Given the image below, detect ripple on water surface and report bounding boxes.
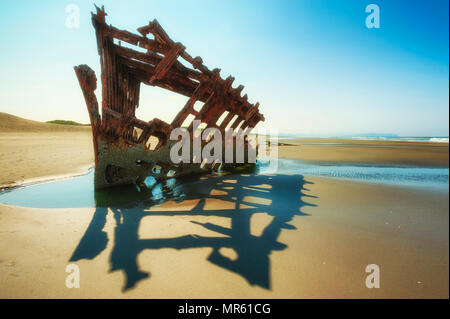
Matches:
[0,160,448,208]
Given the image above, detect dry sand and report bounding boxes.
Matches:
[0,113,448,298]
[0,113,94,188]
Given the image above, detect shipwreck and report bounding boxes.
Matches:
[75,6,265,189]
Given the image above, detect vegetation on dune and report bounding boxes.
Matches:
[0,112,91,132]
[46,120,87,126]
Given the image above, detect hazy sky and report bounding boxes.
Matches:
[0,0,448,136]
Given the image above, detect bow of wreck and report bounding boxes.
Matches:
[74,6,265,189]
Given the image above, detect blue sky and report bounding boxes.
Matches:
[0,0,448,136]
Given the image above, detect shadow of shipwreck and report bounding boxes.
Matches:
[70,173,317,291]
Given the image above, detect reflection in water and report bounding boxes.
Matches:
[70,173,316,291]
[260,159,449,191]
[0,159,447,208]
[94,176,186,207]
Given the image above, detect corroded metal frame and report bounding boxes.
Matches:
[75,6,264,189]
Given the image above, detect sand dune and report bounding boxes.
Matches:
[0,113,93,187]
[0,112,90,133]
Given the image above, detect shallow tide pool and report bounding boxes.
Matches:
[260,159,449,191]
[0,159,448,208]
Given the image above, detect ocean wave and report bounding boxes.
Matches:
[350,136,449,143]
[429,138,449,143]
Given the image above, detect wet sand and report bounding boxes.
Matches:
[0,114,448,298]
[1,133,448,188]
[277,138,449,167]
[0,175,447,298]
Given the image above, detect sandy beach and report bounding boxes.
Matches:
[0,113,94,188]
[0,114,448,298]
[0,176,447,298]
[278,138,449,167]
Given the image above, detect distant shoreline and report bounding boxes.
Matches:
[278,136,449,143]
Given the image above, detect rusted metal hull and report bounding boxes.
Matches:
[75,6,264,189]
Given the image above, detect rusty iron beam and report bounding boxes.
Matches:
[74,5,265,189]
